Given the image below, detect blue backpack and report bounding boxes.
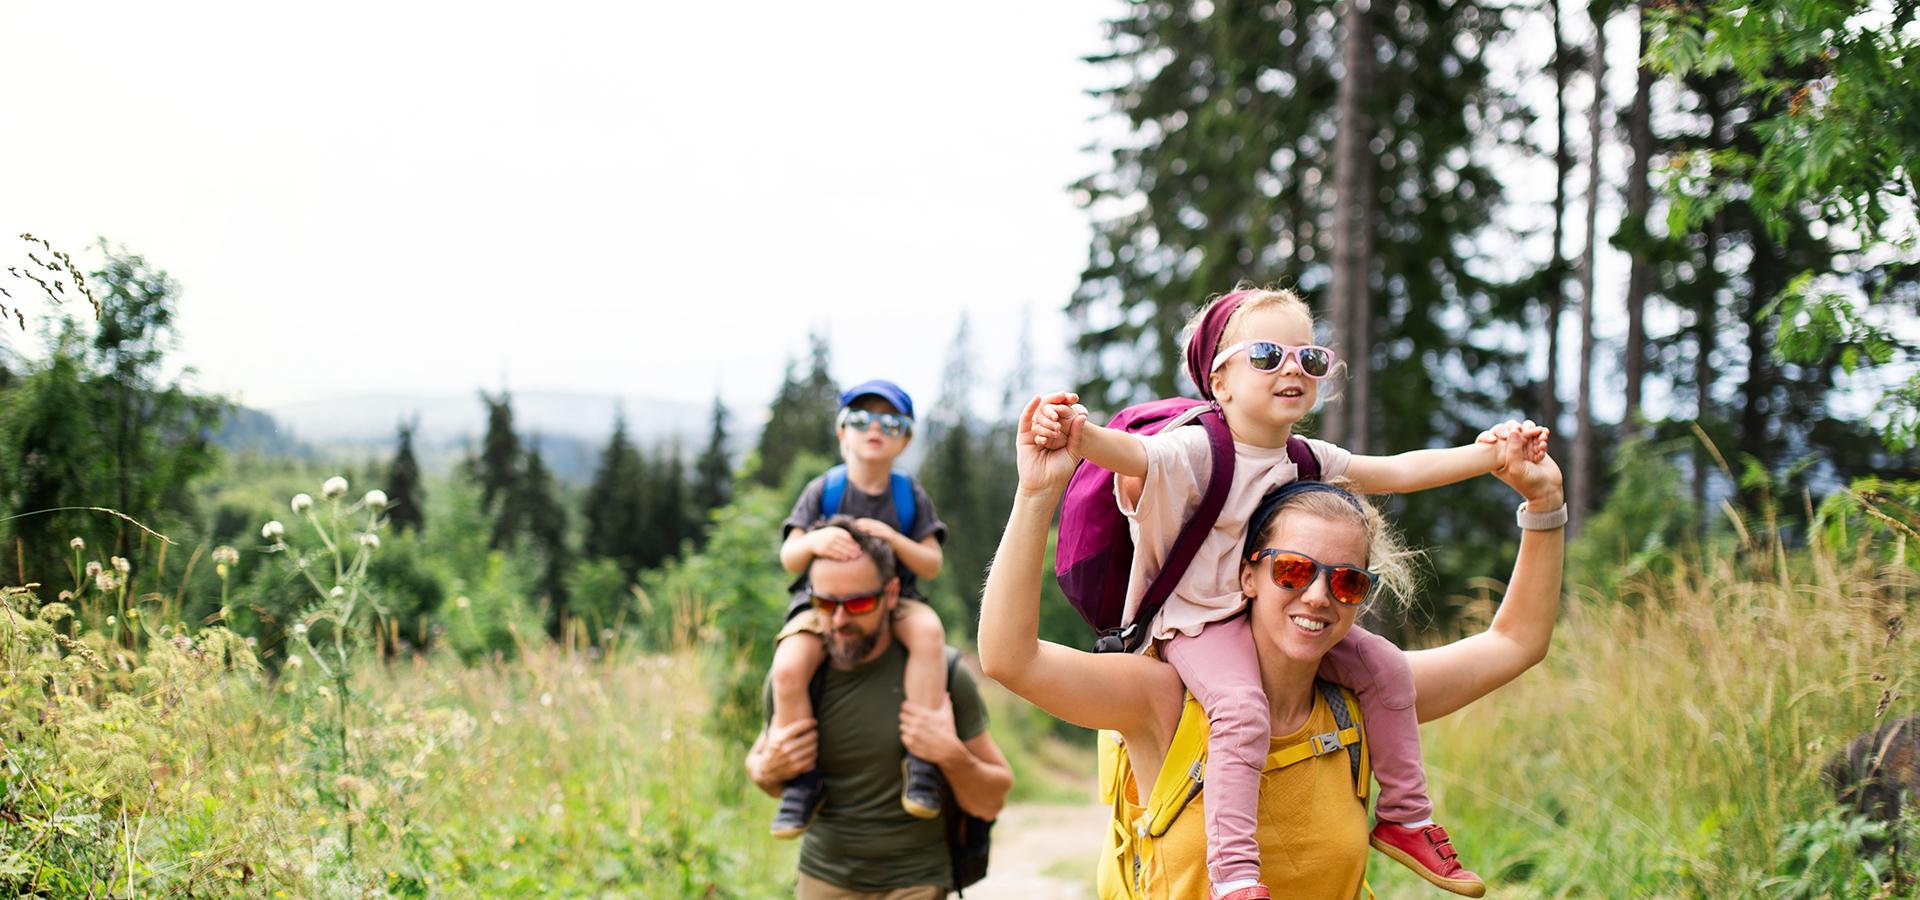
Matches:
[821,464,917,533]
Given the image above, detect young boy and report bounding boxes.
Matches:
[768,379,953,838]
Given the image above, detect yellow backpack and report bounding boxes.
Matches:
[1096,679,1372,900]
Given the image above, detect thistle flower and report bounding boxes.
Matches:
[69,537,85,551]
[363,489,388,511]
[212,546,239,566]
[111,556,130,574]
[262,520,285,541]
[321,476,349,500]
[292,493,314,514]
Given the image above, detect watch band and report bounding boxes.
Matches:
[1516,500,1569,531]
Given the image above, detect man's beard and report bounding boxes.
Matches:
[826,616,887,667]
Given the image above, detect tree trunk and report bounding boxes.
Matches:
[1545,0,1570,451]
[1694,82,1725,536]
[1623,7,1654,434]
[1571,11,1607,538]
[1330,0,1375,454]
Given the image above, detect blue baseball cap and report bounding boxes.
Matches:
[838,379,914,420]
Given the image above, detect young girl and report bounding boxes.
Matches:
[768,381,953,839]
[1032,287,1547,899]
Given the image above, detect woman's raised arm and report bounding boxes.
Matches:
[977,395,1170,734]
[1405,442,1566,722]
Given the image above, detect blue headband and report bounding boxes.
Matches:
[1243,481,1367,563]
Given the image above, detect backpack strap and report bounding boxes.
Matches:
[891,472,918,535]
[822,464,849,518]
[822,465,918,535]
[1286,435,1321,482]
[1119,405,1236,653]
[1314,678,1367,799]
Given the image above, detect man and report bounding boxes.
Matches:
[747,516,1014,899]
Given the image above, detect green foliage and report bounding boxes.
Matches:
[564,556,637,637]
[1567,438,1704,594]
[474,391,522,534]
[691,394,735,545]
[386,421,425,534]
[753,332,838,489]
[640,459,819,745]
[1761,808,1901,898]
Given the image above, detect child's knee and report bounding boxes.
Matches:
[772,637,823,690]
[896,604,947,650]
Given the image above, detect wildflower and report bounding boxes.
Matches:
[329,586,345,600]
[363,489,388,511]
[291,493,313,514]
[262,520,285,541]
[212,545,239,566]
[321,476,349,500]
[287,654,303,668]
[455,595,471,609]
[69,537,85,551]
[358,532,380,550]
[106,616,117,627]
[540,692,554,707]
[85,561,103,578]
[293,622,308,637]
[57,590,73,602]
[95,572,117,593]
[111,556,130,574]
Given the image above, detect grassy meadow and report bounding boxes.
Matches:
[5,463,1918,897]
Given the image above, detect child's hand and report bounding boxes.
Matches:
[1029,393,1088,450]
[1017,393,1086,494]
[809,526,862,562]
[851,517,900,542]
[1477,419,1550,463]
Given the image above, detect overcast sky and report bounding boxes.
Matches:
[3,0,1117,422]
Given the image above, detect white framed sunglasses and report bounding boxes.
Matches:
[1209,341,1337,379]
[837,407,913,436]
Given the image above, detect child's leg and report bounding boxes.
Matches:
[771,630,825,731]
[1318,625,1430,823]
[893,600,947,710]
[1165,617,1269,890]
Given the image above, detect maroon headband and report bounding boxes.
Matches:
[1184,289,1254,401]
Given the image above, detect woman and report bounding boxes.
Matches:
[979,394,1565,898]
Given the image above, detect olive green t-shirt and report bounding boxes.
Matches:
[762,641,989,892]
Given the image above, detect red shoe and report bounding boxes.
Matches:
[1214,887,1270,900]
[1369,822,1486,897]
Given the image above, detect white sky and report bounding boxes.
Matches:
[11,1,1888,439]
[2,0,1115,420]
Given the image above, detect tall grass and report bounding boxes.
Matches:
[1367,507,1918,895]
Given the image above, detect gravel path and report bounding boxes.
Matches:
[963,802,1108,899]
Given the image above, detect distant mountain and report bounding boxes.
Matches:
[265,390,721,449]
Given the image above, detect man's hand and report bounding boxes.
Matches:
[808,526,862,562]
[749,717,820,789]
[1476,419,1550,465]
[898,699,965,768]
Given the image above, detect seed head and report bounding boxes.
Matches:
[85,561,103,578]
[262,520,285,541]
[321,476,349,500]
[69,537,85,551]
[111,556,130,574]
[292,493,314,514]
[363,489,388,511]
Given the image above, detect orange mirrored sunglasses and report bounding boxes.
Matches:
[1249,549,1377,605]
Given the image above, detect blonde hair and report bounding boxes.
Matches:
[1179,281,1349,406]
[1244,480,1422,612]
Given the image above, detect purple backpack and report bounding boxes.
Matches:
[1054,398,1321,653]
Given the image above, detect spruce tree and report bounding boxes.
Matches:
[690,394,732,542]
[583,412,647,580]
[519,440,572,635]
[754,331,838,487]
[386,420,425,534]
[475,390,522,519]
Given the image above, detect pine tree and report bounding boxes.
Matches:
[475,390,522,519]
[754,331,838,488]
[519,440,572,635]
[583,412,647,580]
[386,420,425,534]
[691,394,732,543]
